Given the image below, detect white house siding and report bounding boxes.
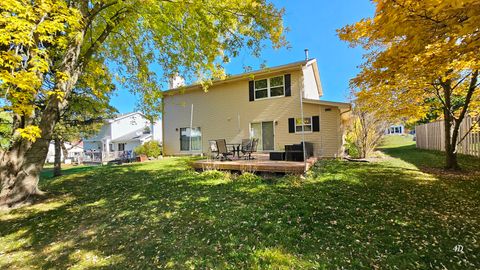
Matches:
[124,141,142,152]
[84,141,102,151]
[45,142,84,163]
[110,114,151,140]
[85,124,111,142]
[83,112,162,158]
[152,120,163,143]
[302,65,321,100]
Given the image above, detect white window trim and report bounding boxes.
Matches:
[254,75,285,101]
[249,121,276,151]
[180,127,202,152]
[295,117,313,134]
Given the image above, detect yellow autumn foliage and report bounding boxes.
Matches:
[17,125,41,142]
[338,0,480,123]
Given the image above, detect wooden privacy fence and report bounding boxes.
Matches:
[415,117,480,157]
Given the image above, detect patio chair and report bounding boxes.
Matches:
[216,139,234,161]
[242,138,258,160]
[240,139,252,159]
[208,140,220,159]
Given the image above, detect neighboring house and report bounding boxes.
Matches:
[83,112,162,162]
[45,141,84,163]
[162,59,351,157]
[385,124,405,135]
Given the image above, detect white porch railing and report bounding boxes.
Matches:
[102,151,135,161]
[81,151,135,163]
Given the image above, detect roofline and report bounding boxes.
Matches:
[163,59,315,96]
[111,133,152,143]
[107,111,147,123]
[309,60,323,96]
[302,98,351,110]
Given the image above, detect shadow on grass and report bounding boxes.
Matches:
[0,156,479,269]
[40,165,101,181]
[381,144,480,173]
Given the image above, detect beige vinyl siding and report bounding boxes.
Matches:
[163,69,344,157]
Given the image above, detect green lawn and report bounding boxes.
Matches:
[1,137,479,269]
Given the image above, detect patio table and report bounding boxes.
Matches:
[226,143,242,158]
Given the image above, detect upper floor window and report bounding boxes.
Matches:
[254,76,285,100]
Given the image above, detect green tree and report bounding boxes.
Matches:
[0,0,285,208]
[338,0,480,170]
[52,81,117,177]
[134,140,162,159]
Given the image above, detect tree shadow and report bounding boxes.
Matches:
[0,157,479,269]
[381,144,480,174]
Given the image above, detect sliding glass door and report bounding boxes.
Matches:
[250,121,274,151]
[180,127,202,151]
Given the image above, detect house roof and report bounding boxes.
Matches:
[302,98,352,121]
[111,129,152,143]
[302,98,351,109]
[107,112,147,123]
[163,59,322,96]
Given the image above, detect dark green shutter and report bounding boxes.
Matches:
[312,116,320,132]
[249,81,254,101]
[284,74,291,97]
[288,118,295,133]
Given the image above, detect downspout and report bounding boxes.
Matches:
[161,97,165,157]
[300,70,307,173]
[189,103,194,156]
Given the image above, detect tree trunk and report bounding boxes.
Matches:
[444,117,460,170]
[53,139,62,177]
[0,36,84,208]
[441,80,461,171]
[0,126,52,208]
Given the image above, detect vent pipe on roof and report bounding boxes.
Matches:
[304,49,309,61]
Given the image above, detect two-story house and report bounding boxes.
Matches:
[162,59,350,157]
[83,112,162,162]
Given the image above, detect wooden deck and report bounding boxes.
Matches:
[191,154,318,174]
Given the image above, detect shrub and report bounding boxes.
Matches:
[200,170,228,179]
[344,138,361,159]
[237,172,262,183]
[134,141,162,158]
[277,174,303,187]
[344,108,388,159]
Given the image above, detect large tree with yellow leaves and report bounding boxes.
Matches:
[0,0,285,208]
[339,0,480,170]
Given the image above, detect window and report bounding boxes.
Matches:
[118,143,125,151]
[130,116,137,125]
[295,117,312,133]
[269,76,284,97]
[254,76,285,100]
[180,127,202,151]
[254,79,268,99]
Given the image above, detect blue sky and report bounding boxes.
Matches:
[110,0,375,113]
